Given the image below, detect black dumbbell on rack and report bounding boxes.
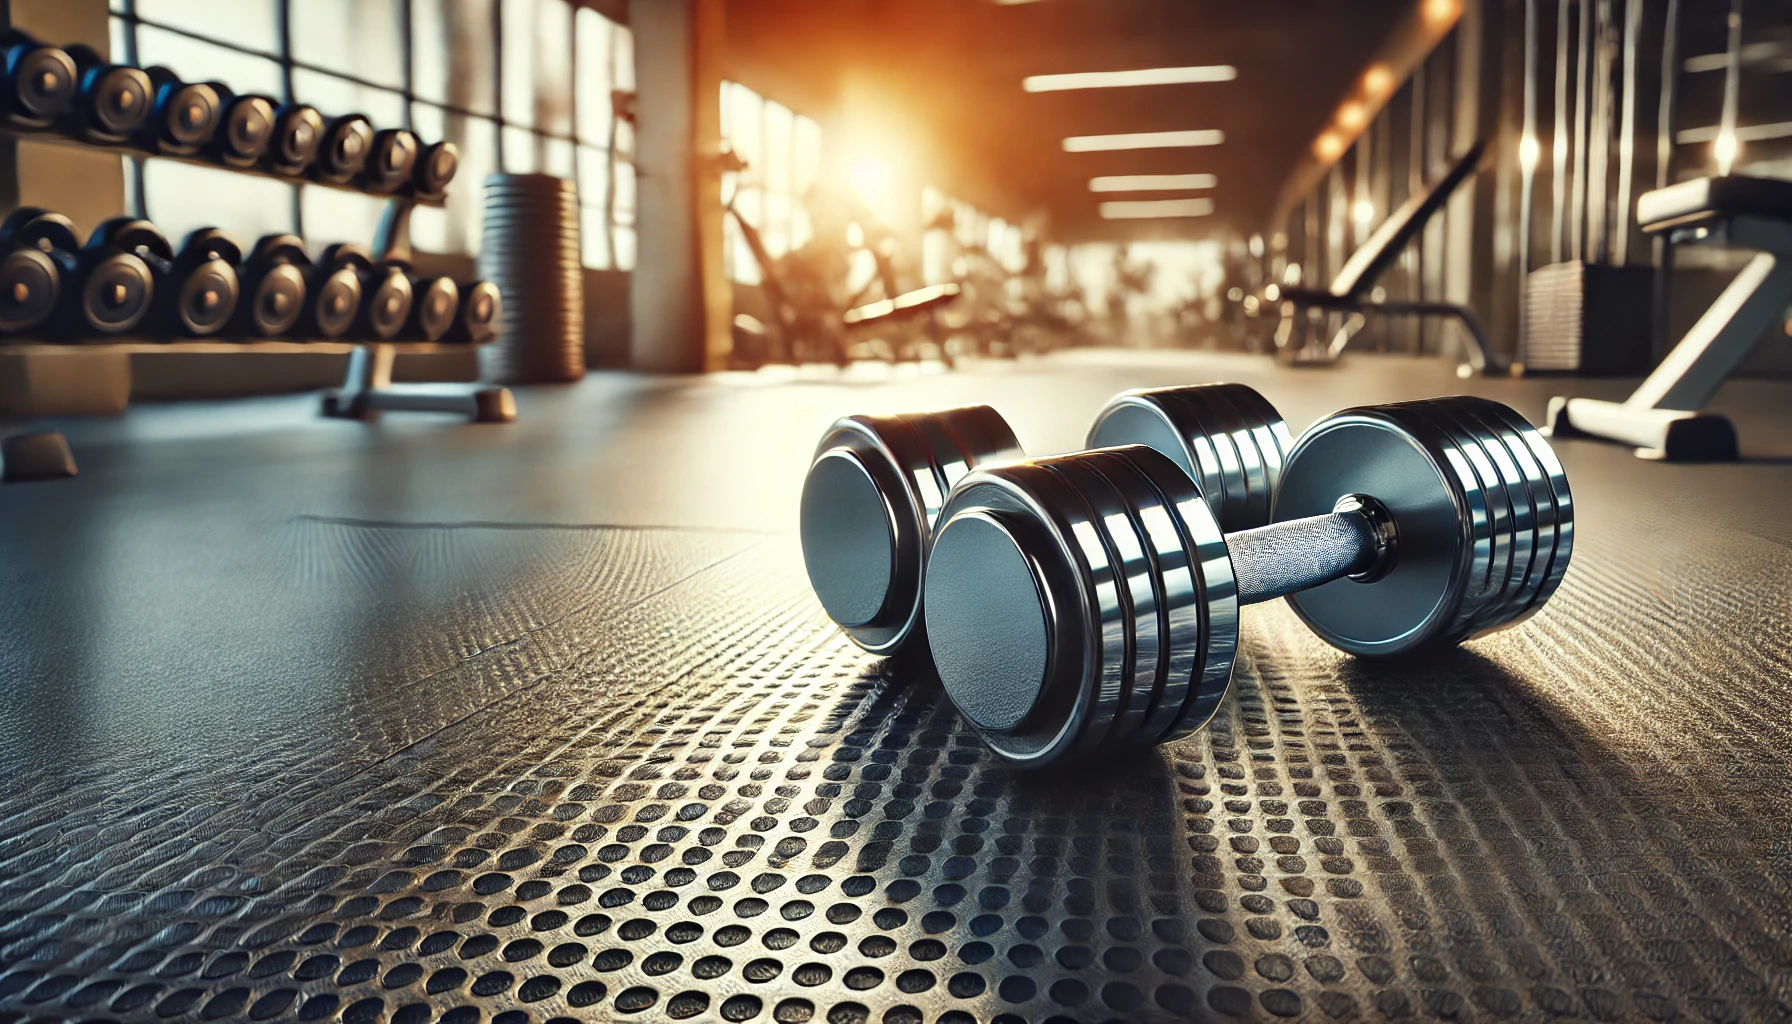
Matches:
[138,67,221,157]
[0,208,74,334]
[921,397,1574,767]
[63,44,150,145]
[447,280,501,344]
[167,228,242,337]
[364,128,419,195]
[69,216,157,337]
[312,113,374,186]
[0,31,77,130]
[353,252,415,342]
[88,219,241,338]
[265,103,325,177]
[207,85,277,168]
[799,383,1293,659]
[403,274,459,342]
[233,234,309,338]
[414,141,459,200]
[297,244,366,340]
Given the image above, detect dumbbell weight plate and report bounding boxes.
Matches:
[926,462,1110,765]
[1087,383,1292,533]
[1471,406,1553,626]
[800,406,1021,655]
[1457,401,1556,634]
[80,254,152,334]
[247,264,306,337]
[1447,402,1537,634]
[1084,450,1205,745]
[176,261,238,335]
[927,444,1240,765]
[1046,456,1160,748]
[1485,401,1574,620]
[1425,404,1513,636]
[1274,405,1481,655]
[1200,385,1278,530]
[0,249,59,332]
[312,269,360,338]
[1118,444,1238,740]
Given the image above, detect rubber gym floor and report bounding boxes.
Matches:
[2,348,1790,1024]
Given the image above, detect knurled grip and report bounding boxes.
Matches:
[1227,509,1381,605]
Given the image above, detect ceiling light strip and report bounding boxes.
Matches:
[1099,198,1215,219]
[1063,130,1224,152]
[1024,65,1237,92]
[1089,173,1217,192]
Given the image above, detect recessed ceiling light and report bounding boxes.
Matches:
[1063,130,1224,152]
[1089,173,1217,192]
[1099,198,1215,219]
[1024,65,1237,92]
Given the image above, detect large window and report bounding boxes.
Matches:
[719,80,822,286]
[109,0,634,268]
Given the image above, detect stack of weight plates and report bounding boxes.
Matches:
[1086,383,1294,533]
[476,173,584,383]
[1273,396,1574,656]
[923,445,1241,768]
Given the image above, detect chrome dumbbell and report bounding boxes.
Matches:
[799,383,1292,658]
[923,397,1574,768]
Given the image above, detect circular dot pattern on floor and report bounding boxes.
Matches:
[0,534,1786,1024]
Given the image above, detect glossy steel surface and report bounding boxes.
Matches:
[927,445,1238,767]
[0,351,1786,1024]
[801,406,1022,657]
[1087,382,1293,532]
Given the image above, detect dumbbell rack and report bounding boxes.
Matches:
[0,130,515,483]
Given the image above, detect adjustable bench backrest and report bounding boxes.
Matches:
[1326,139,1486,300]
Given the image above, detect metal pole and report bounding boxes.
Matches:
[1613,0,1641,265]
[1587,0,1612,265]
[1716,0,1742,175]
[1519,0,1538,359]
[1652,0,1682,364]
[1552,0,1570,264]
[1571,0,1591,261]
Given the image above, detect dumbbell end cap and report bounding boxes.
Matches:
[800,448,898,629]
[925,510,1050,733]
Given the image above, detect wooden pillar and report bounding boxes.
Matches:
[629,0,731,373]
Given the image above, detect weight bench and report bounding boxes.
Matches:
[1277,140,1500,375]
[1546,175,1792,460]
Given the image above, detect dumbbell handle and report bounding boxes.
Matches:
[1226,496,1396,605]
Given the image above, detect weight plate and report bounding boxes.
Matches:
[177,263,239,336]
[800,415,934,654]
[81,254,153,334]
[1486,402,1574,619]
[1276,408,1476,655]
[1201,385,1274,531]
[1028,459,1129,760]
[1454,400,1543,633]
[0,249,59,333]
[1377,403,1496,645]
[927,462,1106,767]
[1425,401,1516,637]
[1120,444,1235,740]
[1173,388,1252,532]
[1479,414,1555,624]
[1046,456,1155,751]
[1085,448,1192,747]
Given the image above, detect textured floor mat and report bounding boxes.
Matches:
[5,503,1792,1024]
